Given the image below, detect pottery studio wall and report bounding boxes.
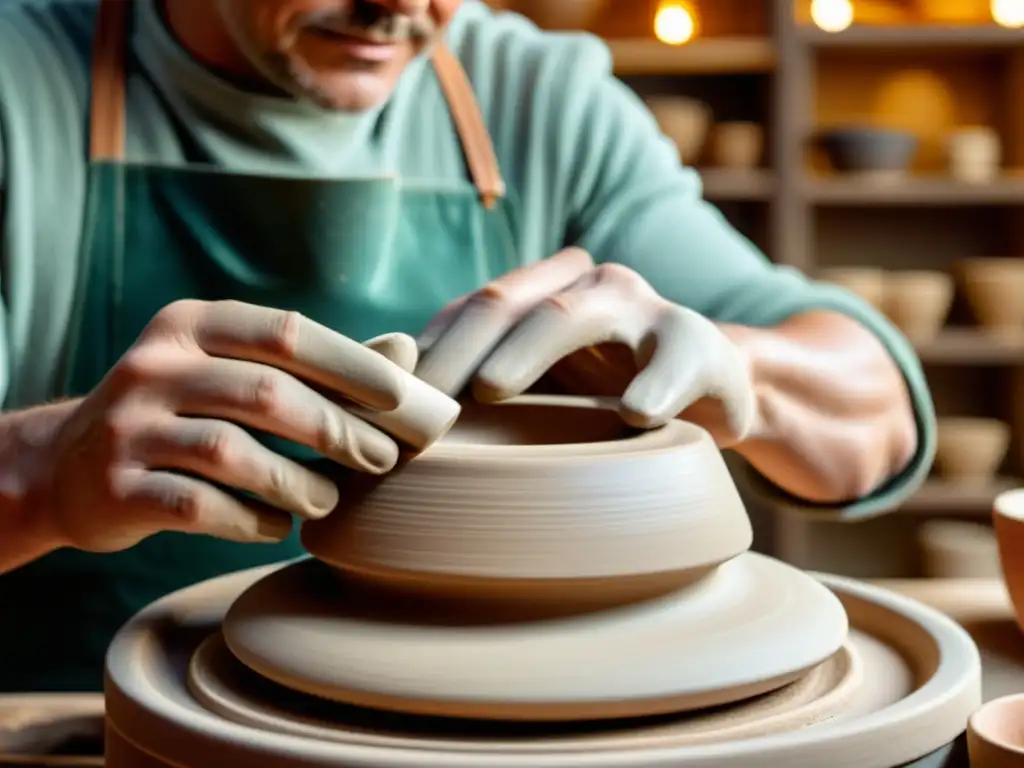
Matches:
[494,0,1024,579]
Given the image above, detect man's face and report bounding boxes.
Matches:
[213,0,464,111]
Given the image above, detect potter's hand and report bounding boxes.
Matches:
[38,300,425,552]
[415,249,758,445]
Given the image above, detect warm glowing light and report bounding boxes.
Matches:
[992,0,1024,27]
[654,2,696,45]
[810,0,853,32]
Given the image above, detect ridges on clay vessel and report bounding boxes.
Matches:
[99,395,983,768]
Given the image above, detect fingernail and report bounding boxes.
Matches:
[351,430,399,474]
[307,476,340,516]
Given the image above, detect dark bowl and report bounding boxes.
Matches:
[817,127,918,175]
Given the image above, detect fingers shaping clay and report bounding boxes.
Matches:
[99,396,982,768]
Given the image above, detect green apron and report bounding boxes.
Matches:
[0,0,514,692]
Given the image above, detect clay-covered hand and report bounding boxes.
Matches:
[415,249,758,444]
[35,300,430,553]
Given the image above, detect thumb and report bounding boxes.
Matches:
[364,333,419,374]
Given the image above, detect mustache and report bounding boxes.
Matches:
[301,3,437,43]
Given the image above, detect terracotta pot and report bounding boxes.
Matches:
[994,489,1024,635]
[817,267,886,310]
[935,417,1010,485]
[947,127,1001,184]
[710,122,764,170]
[881,270,953,342]
[959,258,1024,338]
[918,520,1000,579]
[646,97,712,165]
[509,0,607,29]
[969,693,1024,767]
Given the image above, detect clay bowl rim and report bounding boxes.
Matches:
[969,693,1024,756]
[416,395,706,465]
[994,488,1024,523]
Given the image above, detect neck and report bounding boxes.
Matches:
[160,0,272,91]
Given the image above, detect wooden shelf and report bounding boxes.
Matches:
[900,478,1019,513]
[700,168,776,200]
[609,37,776,75]
[797,24,1024,50]
[801,176,1024,205]
[915,330,1024,366]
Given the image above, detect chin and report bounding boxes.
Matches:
[307,71,403,111]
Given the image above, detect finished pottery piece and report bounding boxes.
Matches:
[947,127,1001,185]
[302,396,753,601]
[993,489,1024,635]
[817,267,886,310]
[968,694,1024,767]
[881,270,954,342]
[959,257,1024,338]
[646,97,712,165]
[817,127,918,182]
[918,520,1000,580]
[935,418,1010,485]
[710,122,764,170]
[104,563,982,768]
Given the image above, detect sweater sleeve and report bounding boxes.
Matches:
[540,37,935,520]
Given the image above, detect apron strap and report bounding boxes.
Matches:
[88,0,506,208]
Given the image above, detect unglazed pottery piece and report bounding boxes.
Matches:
[935,418,1010,485]
[221,554,848,720]
[968,694,1024,767]
[881,270,954,342]
[103,564,981,768]
[993,489,1024,635]
[645,97,712,165]
[302,397,753,601]
[946,127,1001,185]
[959,258,1024,338]
[817,267,886,310]
[710,122,764,170]
[919,520,1000,580]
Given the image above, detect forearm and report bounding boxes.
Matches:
[723,311,918,504]
[0,399,78,573]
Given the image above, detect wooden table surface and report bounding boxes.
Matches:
[0,578,1021,766]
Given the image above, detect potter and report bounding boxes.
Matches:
[0,0,934,693]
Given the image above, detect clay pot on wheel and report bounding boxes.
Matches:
[959,258,1024,339]
[918,520,1000,579]
[710,122,764,170]
[935,418,1010,486]
[646,97,712,166]
[968,693,1024,766]
[882,270,953,342]
[508,0,606,29]
[817,267,886,310]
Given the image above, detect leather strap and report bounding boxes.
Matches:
[88,1,505,207]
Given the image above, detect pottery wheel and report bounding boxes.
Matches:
[221,553,848,721]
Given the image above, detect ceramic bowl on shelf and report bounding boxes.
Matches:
[817,267,886,310]
[817,127,919,181]
[646,97,712,166]
[881,270,954,342]
[918,520,1000,580]
[935,417,1010,486]
[301,396,753,602]
[994,489,1024,636]
[959,258,1024,338]
[710,122,764,170]
[969,693,1024,767]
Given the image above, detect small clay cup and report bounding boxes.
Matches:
[710,122,764,170]
[959,258,1024,339]
[881,270,954,342]
[969,694,1024,767]
[646,97,712,165]
[817,267,886,310]
[817,127,918,182]
[994,489,1024,635]
[947,127,1001,185]
[935,417,1010,485]
[918,520,1000,579]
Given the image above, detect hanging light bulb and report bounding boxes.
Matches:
[992,0,1024,27]
[810,0,854,32]
[654,1,698,45]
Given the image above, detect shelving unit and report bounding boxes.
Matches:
[503,0,1024,577]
